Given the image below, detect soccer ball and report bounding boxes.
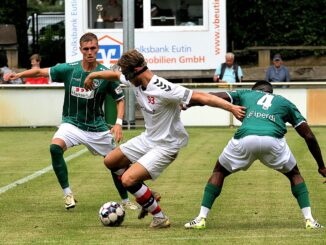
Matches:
[99,201,125,227]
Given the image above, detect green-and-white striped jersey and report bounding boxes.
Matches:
[227,89,306,139]
[49,61,124,132]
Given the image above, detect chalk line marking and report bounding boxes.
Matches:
[0,148,88,194]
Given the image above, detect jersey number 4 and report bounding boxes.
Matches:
[257,94,274,110]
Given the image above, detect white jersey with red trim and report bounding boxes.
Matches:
[120,74,193,147]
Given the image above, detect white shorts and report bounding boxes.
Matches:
[219,135,296,173]
[120,134,179,180]
[53,123,115,157]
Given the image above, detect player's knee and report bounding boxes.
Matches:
[50,144,63,157]
[104,157,112,168]
[121,173,136,188]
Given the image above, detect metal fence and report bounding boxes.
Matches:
[27,12,65,54]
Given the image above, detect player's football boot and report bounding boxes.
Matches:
[184,217,206,229]
[64,193,76,210]
[150,215,171,228]
[122,200,139,210]
[138,190,161,219]
[305,219,324,229]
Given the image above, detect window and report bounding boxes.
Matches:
[151,0,203,26]
[88,0,123,29]
[88,0,203,29]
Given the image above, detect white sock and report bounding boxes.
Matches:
[63,187,72,196]
[198,206,210,219]
[301,207,314,221]
[122,198,130,203]
[153,212,164,218]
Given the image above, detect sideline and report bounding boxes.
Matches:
[0,148,88,194]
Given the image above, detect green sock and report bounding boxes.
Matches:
[111,171,128,200]
[201,183,222,209]
[50,144,69,189]
[291,182,310,209]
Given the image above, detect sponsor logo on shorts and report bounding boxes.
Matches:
[71,86,94,99]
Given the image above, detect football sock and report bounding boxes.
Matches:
[63,187,72,196]
[301,207,314,221]
[110,170,129,200]
[198,206,210,219]
[50,144,69,189]
[127,183,162,217]
[291,182,310,209]
[201,183,222,209]
[291,182,314,221]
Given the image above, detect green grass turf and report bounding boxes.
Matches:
[0,127,325,244]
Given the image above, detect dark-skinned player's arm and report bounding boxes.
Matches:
[295,122,326,183]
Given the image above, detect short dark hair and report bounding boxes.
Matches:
[252,81,273,93]
[79,32,98,45]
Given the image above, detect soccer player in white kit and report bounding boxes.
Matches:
[84,49,246,228]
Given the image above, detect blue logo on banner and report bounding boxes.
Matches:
[97,45,121,62]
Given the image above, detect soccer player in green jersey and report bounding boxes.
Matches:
[184,81,326,229]
[8,32,138,210]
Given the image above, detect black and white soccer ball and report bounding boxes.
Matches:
[99,201,125,227]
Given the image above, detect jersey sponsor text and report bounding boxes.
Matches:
[247,110,276,122]
[71,86,94,99]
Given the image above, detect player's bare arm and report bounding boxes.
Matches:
[8,68,49,80]
[208,92,231,102]
[190,91,246,121]
[84,70,121,90]
[110,98,124,143]
[295,122,326,181]
[183,92,230,110]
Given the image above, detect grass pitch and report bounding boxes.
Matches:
[0,127,325,244]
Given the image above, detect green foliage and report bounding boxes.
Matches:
[0,0,28,67]
[227,0,326,64]
[38,20,65,67]
[27,0,64,15]
[227,0,326,50]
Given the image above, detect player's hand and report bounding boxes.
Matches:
[318,167,326,183]
[110,124,123,143]
[6,72,19,81]
[84,75,94,91]
[232,105,246,121]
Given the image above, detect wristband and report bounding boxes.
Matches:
[115,118,123,126]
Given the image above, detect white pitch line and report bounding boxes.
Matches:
[0,148,88,194]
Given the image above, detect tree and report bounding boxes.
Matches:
[0,0,28,67]
[227,0,326,49]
